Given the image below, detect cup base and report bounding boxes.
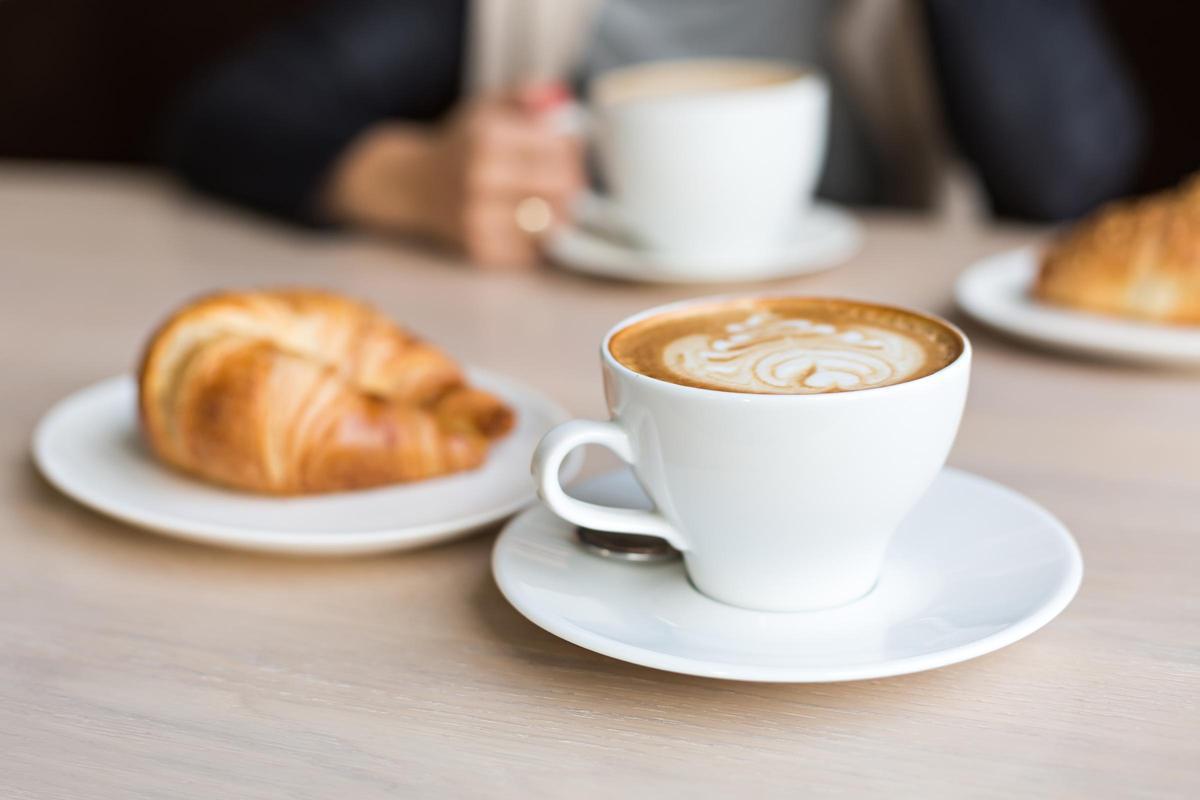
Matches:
[685,571,881,613]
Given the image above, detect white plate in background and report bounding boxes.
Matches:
[33,371,577,555]
[955,247,1200,366]
[547,192,862,284]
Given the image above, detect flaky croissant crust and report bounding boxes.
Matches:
[138,290,513,494]
[1036,174,1200,324]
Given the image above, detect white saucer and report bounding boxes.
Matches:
[546,193,862,284]
[33,372,578,555]
[956,247,1200,366]
[493,468,1082,682]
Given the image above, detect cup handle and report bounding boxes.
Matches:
[532,420,689,552]
[546,100,638,240]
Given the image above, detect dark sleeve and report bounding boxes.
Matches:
[163,0,466,224]
[923,0,1145,222]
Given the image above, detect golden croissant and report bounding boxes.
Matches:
[1036,174,1200,324]
[138,290,514,494]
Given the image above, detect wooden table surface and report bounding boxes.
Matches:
[2,164,1196,799]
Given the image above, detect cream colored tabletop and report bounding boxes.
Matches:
[2,164,1196,798]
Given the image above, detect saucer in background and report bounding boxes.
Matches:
[956,247,1200,366]
[493,468,1082,683]
[33,371,578,555]
[546,191,862,284]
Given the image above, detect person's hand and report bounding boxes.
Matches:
[325,83,585,269]
[427,85,583,267]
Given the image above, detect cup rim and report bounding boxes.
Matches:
[601,294,971,401]
[590,57,821,110]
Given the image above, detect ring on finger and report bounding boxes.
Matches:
[514,196,554,235]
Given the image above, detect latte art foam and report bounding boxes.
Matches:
[609,298,962,395]
[663,312,926,394]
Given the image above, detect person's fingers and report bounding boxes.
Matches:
[515,141,585,229]
[473,106,579,154]
[512,134,581,172]
[512,153,585,223]
[461,202,542,268]
[452,96,585,267]
[468,135,584,199]
[468,165,581,204]
[466,101,582,173]
[514,80,572,116]
[544,189,579,228]
[463,229,537,268]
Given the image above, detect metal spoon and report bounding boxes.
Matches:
[575,527,680,563]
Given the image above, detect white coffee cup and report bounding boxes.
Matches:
[532,296,971,612]
[588,59,829,260]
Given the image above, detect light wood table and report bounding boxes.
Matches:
[2,164,1196,799]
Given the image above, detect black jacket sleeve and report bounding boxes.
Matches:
[924,0,1146,221]
[163,0,466,224]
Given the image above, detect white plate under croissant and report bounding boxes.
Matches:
[957,174,1200,365]
[34,371,576,554]
[33,289,577,554]
[956,248,1200,366]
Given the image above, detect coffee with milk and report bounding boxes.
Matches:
[609,297,963,395]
